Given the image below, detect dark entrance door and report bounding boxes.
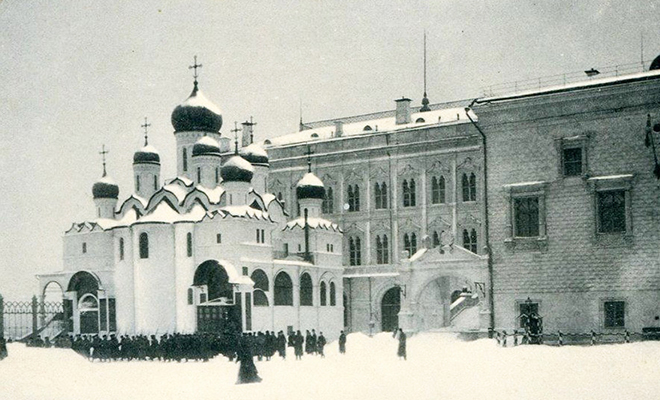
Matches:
[381,287,401,332]
[197,305,240,334]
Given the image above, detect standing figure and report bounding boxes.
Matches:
[338,330,346,354]
[294,330,304,360]
[276,331,286,359]
[396,328,407,360]
[304,330,313,354]
[316,332,326,357]
[236,334,262,384]
[0,337,7,360]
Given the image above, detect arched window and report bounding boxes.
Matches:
[322,187,334,214]
[349,237,362,266]
[463,228,478,253]
[187,288,193,305]
[300,273,313,306]
[348,185,360,212]
[462,173,477,202]
[215,167,219,185]
[252,269,270,307]
[376,235,389,264]
[330,282,336,306]
[197,167,201,184]
[136,175,141,192]
[119,238,124,260]
[154,175,158,191]
[432,176,446,204]
[375,182,388,209]
[274,272,293,306]
[410,179,416,206]
[404,233,417,257]
[320,281,327,306]
[139,232,149,259]
[186,232,193,257]
[183,148,188,172]
[403,179,416,207]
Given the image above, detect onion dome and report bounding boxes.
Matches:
[171,82,223,133]
[239,143,269,166]
[133,145,160,165]
[92,175,119,199]
[296,172,325,200]
[221,155,254,183]
[192,136,221,157]
[651,54,660,71]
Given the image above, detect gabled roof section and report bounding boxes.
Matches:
[283,217,341,232]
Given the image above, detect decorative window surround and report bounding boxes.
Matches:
[503,181,549,252]
[556,134,589,179]
[588,174,634,243]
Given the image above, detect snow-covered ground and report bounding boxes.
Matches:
[1,332,660,400]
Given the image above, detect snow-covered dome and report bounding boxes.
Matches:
[133,145,160,165]
[92,175,119,199]
[239,143,269,166]
[296,172,325,200]
[221,155,254,183]
[192,136,221,157]
[171,83,223,133]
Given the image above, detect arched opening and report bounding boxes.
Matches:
[274,272,293,306]
[251,269,269,306]
[193,260,239,333]
[139,232,149,259]
[193,260,233,302]
[343,293,349,329]
[78,294,99,334]
[330,282,336,306]
[300,273,313,306]
[320,281,327,306]
[381,287,401,332]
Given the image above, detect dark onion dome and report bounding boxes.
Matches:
[221,155,254,183]
[239,143,269,166]
[133,145,161,165]
[171,83,223,133]
[296,172,325,200]
[92,176,119,199]
[651,54,660,71]
[192,136,221,157]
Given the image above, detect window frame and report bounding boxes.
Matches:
[588,175,633,238]
[557,135,588,179]
[504,182,548,251]
[602,299,626,329]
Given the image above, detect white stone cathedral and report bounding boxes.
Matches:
[37,72,344,339]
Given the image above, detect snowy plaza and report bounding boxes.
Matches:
[2,333,660,400]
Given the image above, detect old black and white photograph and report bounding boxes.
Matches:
[1,1,660,399]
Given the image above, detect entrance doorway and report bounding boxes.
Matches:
[381,287,401,332]
[78,294,99,334]
[193,260,241,334]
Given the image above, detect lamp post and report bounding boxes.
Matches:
[645,114,660,179]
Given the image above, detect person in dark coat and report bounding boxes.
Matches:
[316,332,326,357]
[294,330,304,360]
[304,330,313,354]
[236,334,262,384]
[0,337,8,360]
[276,331,286,359]
[396,328,407,360]
[338,330,346,354]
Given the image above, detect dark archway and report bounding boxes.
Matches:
[67,271,99,300]
[193,260,233,301]
[381,287,401,332]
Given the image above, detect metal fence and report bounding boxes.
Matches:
[495,329,659,347]
[0,294,64,341]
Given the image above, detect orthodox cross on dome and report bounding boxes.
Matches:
[420,30,431,112]
[141,117,151,146]
[305,144,314,173]
[189,55,203,88]
[231,121,241,155]
[99,145,109,177]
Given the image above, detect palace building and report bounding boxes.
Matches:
[36,71,344,338]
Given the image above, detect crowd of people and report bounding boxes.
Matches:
[0,337,7,360]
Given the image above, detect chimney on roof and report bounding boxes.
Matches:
[334,121,344,137]
[395,97,412,125]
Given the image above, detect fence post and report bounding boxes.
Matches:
[590,330,596,346]
[558,330,563,347]
[0,293,4,338]
[31,295,38,339]
[513,331,518,346]
[625,330,630,344]
[502,330,507,347]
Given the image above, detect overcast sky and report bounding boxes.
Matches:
[1,0,659,299]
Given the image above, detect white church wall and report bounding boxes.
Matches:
[251,306,273,332]
[63,231,114,272]
[175,223,197,333]
[133,224,177,333]
[113,227,136,334]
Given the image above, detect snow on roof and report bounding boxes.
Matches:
[587,174,634,181]
[266,107,470,147]
[96,175,117,185]
[409,248,427,262]
[181,89,222,115]
[139,144,159,154]
[138,201,206,224]
[165,176,194,187]
[196,136,220,147]
[284,217,341,232]
[261,193,276,205]
[503,181,548,188]
[297,172,324,188]
[197,185,224,203]
[162,183,190,204]
[216,205,272,221]
[478,69,660,103]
